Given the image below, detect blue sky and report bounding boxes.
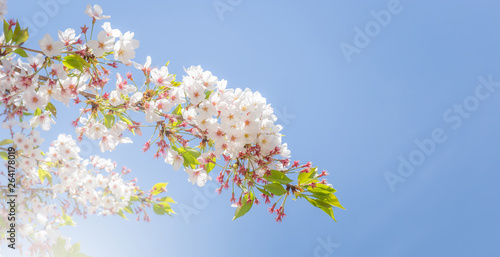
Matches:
[2,0,500,256]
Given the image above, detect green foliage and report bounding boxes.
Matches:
[153,202,175,216]
[0,139,13,146]
[12,25,29,45]
[159,196,176,203]
[233,192,254,221]
[263,182,286,196]
[298,167,317,184]
[123,206,133,214]
[205,156,216,173]
[14,48,28,57]
[151,182,168,196]
[256,186,272,197]
[53,238,90,257]
[3,20,30,49]
[63,55,90,72]
[172,104,182,116]
[205,90,212,99]
[118,113,132,125]
[295,167,345,222]
[264,170,293,184]
[117,210,127,220]
[46,102,57,118]
[60,213,76,227]
[171,104,182,126]
[103,114,115,129]
[34,107,42,116]
[172,145,200,168]
[38,168,53,185]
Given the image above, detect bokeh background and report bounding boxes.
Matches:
[2,0,500,256]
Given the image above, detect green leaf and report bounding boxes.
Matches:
[302,195,331,208]
[160,196,176,203]
[265,170,293,184]
[3,20,9,37]
[45,102,57,118]
[63,55,90,72]
[182,151,200,168]
[153,204,166,215]
[233,193,254,221]
[104,114,115,129]
[171,104,183,126]
[185,147,201,159]
[0,139,13,146]
[123,206,133,214]
[61,213,76,227]
[34,107,42,116]
[53,238,68,257]
[308,183,336,196]
[205,90,212,99]
[320,206,336,221]
[173,146,200,168]
[0,152,8,160]
[5,29,13,43]
[301,193,342,220]
[160,203,175,215]
[172,104,182,115]
[12,23,20,43]
[13,28,29,45]
[323,193,345,210]
[38,169,52,185]
[151,182,168,196]
[256,186,272,197]
[206,157,216,173]
[117,210,127,220]
[118,114,132,125]
[263,182,287,196]
[53,238,90,257]
[298,167,317,184]
[14,48,28,57]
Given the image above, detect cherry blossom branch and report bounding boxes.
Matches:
[0,44,44,54]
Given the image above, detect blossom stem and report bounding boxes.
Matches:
[0,45,45,54]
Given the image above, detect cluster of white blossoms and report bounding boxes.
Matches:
[44,134,136,215]
[0,3,341,255]
[7,131,138,215]
[186,67,289,157]
[12,130,45,182]
[177,66,291,178]
[0,193,65,254]
[38,17,137,64]
[1,129,141,255]
[75,118,132,152]
[0,2,290,188]
[0,0,6,21]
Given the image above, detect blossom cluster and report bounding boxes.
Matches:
[0,3,342,256]
[1,130,156,256]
